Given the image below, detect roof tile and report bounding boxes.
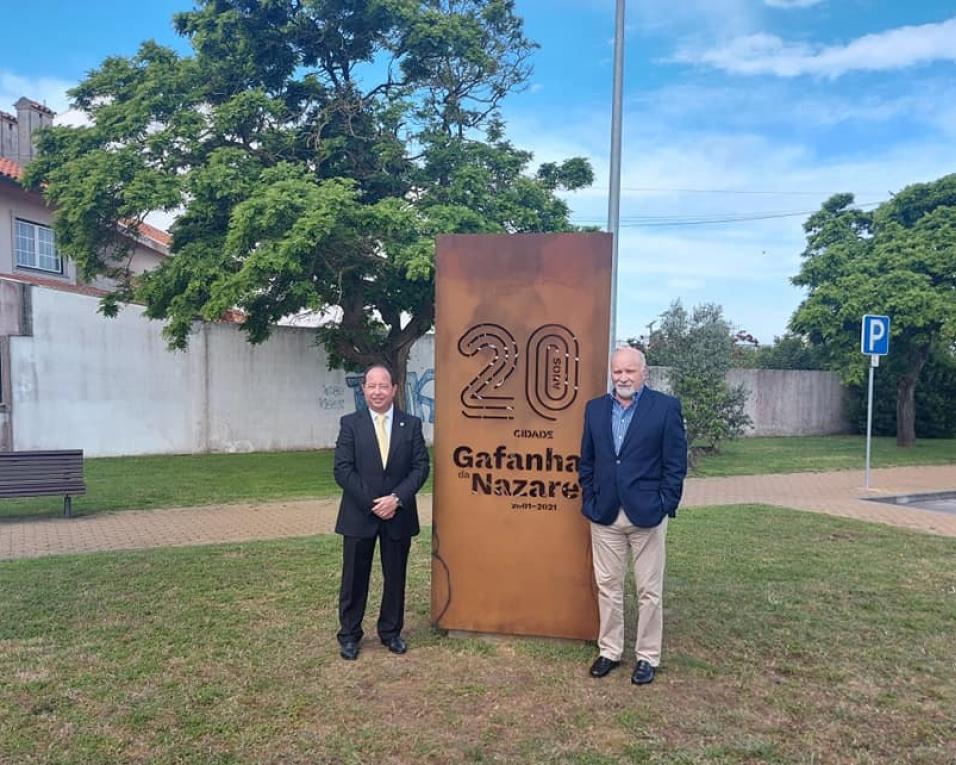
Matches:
[1,272,109,298]
[0,157,24,181]
[0,158,173,255]
[135,221,172,247]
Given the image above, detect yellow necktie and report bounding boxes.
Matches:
[375,413,389,468]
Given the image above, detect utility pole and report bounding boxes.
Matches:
[607,0,625,355]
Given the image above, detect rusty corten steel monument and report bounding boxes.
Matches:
[431,233,612,639]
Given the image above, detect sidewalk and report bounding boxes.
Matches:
[1,465,954,561]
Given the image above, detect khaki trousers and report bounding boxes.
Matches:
[590,511,667,665]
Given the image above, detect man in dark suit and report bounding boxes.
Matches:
[334,364,430,660]
[579,346,687,685]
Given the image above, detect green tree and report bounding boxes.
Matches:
[635,301,751,462]
[790,175,956,446]
[24,0,591,401]
[845,347,956,439]
[733,332,827,370]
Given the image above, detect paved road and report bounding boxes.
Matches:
[1,465,954,561]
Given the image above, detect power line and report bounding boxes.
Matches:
[572,200,884,228]
[619,186,881,196]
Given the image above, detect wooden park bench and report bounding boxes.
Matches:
[0,450,85,517]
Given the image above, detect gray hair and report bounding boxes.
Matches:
[610,345,646,368]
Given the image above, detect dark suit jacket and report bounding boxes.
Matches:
[579,388,688,528]
[333,407,430,540]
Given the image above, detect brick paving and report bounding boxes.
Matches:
[1,465,954,561]
[682,464,956,536]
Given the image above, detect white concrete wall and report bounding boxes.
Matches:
[727,368,850,436]
[7,284,843,456]
[10,287,207,455]
[9,285,435,456]
[647,366,849,436]
[202,323,435,453]
[205,323,346,453]
[0,279,25,335]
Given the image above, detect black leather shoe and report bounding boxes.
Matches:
[589,656,621,678]
[381,635,407,654]
[339,641,360,661]
[631,660,655,685]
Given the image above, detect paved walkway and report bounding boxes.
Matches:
[1,465,954,561]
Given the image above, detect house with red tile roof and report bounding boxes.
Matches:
[1,98,177,449]
[0,98,170,298]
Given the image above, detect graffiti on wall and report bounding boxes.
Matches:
[317,383,348,411]
[345,369,435,423]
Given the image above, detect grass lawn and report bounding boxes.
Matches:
[0,436,952,520]
[691,435,956,477]
[0,450,434,520]
[1,505,954,764]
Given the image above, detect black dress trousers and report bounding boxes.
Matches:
[337,527,411,644]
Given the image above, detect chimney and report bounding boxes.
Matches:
[0,110,16,159]
[13,97,55,165]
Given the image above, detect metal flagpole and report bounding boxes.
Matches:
[608,0,625,355]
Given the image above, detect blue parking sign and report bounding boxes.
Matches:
[861,314,890,355]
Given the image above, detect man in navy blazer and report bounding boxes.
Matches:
[579,346,687,685]
[333,365,430,661]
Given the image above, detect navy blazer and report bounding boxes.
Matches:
[333,407,430,540]
[579,388,688,528]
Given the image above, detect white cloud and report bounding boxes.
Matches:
[145,209,179,232]
[0,71,74,117]
[55,109,91,128]
[764,0,825,8]
[507,93,956,342]
[626,77,956,139]
[673,16,956,78]
[0,70,88,126]
[665,277,708,290]
[630,0,758,37]
[604,133,956,341]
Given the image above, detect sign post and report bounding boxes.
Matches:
[861,314,890,489]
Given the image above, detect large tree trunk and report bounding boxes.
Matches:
[383,306,434,412]
[329,295,433,411]
[896,375,918,447]
[385,343,412,410]
[896,345,930,447]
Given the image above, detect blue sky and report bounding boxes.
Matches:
[3,0,955,344]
